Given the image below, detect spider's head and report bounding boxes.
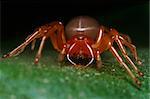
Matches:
[66,35,95,66]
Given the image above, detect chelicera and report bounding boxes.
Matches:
[2,16,143,86]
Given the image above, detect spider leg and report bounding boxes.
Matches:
[114,35,143,77]
[119,36,142,65]
[109,46,141,86]
[31,39,36,51]
[92,28,103,48]
[48,21,66,52]
[34,36,46,64]
[92,28,109,69]
[2,31,40,59]
[47,22,67,63]
[2,21,66,64]
[58,44,67,62]
[120,34,132,43]
[96,50,103,69]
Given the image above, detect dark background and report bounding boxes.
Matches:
[1,0,149,48]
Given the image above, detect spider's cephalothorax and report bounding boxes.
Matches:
[2,16,143,87]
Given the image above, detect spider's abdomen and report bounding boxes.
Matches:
[65,16,99,40]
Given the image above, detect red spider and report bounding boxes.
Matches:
[2,16,143,86]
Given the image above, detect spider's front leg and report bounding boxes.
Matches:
[2,21,66,64]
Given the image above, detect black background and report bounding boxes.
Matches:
[1,0,149,47]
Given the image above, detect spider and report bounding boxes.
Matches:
[2,16,143,86]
